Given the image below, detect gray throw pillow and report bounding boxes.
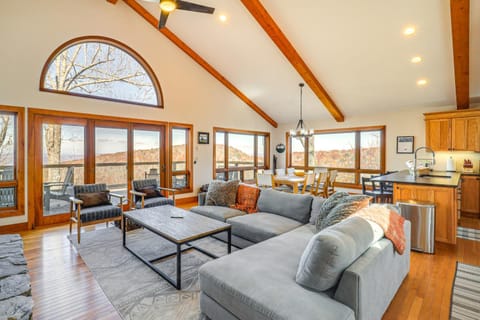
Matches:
[296,216,374,292]
[317,195,370,231]
[205,180,239,206]
[309,197,327,225]
[314,191,350,230]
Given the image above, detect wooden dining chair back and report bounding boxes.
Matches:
[310,171,328,197]
[327,170,338,197]
[256,173,274,188]
[301,173,316,194]
[286,167,296,176]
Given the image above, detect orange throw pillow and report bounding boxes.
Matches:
[231,184,260,214]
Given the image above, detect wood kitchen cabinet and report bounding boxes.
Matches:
[425,118,451,151]
[393,183,458,244]
[425,109,480,152]
[461,175,480,217]
[452,117,480,152]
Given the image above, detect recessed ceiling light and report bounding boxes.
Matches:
[417,79,428,86]
[411,56,422,63]
[219,14,227,22]
[403,26,416,36]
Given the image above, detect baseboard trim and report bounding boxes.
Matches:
[0,222,28,233]
[176,196,197,205]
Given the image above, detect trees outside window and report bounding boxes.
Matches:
[0,106,24,218]
[288,126,385,187]
[214,128,270,182]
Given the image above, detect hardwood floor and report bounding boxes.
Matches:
[8,203,480,319]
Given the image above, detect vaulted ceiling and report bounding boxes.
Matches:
[111,0,477,127]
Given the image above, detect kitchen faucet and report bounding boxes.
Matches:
[413,146,436,177]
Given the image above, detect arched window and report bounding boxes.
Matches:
[40,36,163,108]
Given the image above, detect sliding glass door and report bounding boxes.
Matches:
[133,126,163,184]
[32,112,170,227]
[95,126,128,205]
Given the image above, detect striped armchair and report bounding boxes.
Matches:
[130,179,176,209]
[69,183,124,244]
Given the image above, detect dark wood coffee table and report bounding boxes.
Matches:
[122,205,231,290]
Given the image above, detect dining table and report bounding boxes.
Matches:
[273,175,306,194]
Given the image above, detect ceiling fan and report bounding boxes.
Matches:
[143,0,215,29]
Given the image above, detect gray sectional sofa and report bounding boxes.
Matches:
[191,189,411,320]
[192,189,313,248]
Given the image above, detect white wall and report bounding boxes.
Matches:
[0,0,275,226]
[271,105,480,173]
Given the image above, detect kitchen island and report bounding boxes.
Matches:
[373,170,461,244]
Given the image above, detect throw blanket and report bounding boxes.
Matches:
[353,205,406,254]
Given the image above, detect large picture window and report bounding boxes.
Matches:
[214,128,270,182]
[288,126,385,187]
[0,106,24,218]
[40,36,163,108]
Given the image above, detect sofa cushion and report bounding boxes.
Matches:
[190,206,246,222]
[314,191,350,227]
[227,212,303,243]
[256,189,313,223]
[138,185,163,199]
[77,191,111,208]
[205,180,239,207]
[318,195,370,231]
[296,217,374,292]
[79,204,122,223]
[231,184,260,213]
[135,197,173,209]
[199,225,355,320]
[309,196,327,224]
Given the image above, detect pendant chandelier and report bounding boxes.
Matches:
[289,83,314,137]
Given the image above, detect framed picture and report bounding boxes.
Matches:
[198,132,209,144]
[396,136,414,154]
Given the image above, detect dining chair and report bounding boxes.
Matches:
[361,176,393,203]
[326,170,338,197]
[256,173,275,188]
[309,171,328,197]
[300,172,316,194]
[286,167,296,176]
[275,168,286,176]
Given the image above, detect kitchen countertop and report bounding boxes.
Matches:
[371,170,461,187]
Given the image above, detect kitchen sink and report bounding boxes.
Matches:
[418,174,452,178]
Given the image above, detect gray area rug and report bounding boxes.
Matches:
[457,227,480,242]
[69,227,234,320]
[450,262,480,320]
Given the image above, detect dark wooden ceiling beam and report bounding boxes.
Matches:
[121,0,278,128]
[241,0,344,122]
[450,0,470,109]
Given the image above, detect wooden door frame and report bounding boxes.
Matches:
[28,108,171,228]
[30,114,89,226]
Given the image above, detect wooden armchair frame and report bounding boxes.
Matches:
[129,187,177,209]
[69,192,124,244]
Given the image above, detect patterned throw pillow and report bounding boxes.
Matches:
[205,180,240,207]
[77,191,111,208]
[139,186,163,199]
[317,195,371,231]
[232,184,261,213]
[314,192,350,230]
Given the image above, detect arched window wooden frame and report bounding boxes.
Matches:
[39,36,163,108]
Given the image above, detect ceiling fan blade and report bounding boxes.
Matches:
[176,1,215,14]
[158,11,169,29]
